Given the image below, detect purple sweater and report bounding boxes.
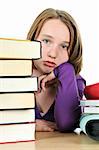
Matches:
[35,62,86,132]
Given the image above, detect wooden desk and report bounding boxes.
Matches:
[0,132,99,150]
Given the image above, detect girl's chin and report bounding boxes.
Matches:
[39,64,54,74]
[43,68,53,74]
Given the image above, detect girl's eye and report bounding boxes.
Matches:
[61,44,68,49]
[42,39,49,44]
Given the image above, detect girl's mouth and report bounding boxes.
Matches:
[43,61,56,68]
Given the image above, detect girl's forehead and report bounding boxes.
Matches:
[39,19,70,42]
[41,19,68,30]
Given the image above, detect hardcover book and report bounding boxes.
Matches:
[0,77,38,92]
[0,38,41,59]
[0,123,35,143]
[0,60,33,76]
[83,107,99,113]
[0,109,35,124]
[0,93,35,109]
[80,100,99,106]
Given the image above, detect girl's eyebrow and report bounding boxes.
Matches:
[42,34,54,39]
[42,34,70,44]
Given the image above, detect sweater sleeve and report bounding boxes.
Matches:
[53,62,85,132]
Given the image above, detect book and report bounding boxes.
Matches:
[83,107,99,113]
[79,114,99,141]
[0,109,35,124]
[0,38,41,59]
[0,93,35,109]
[80,100,99,106]
[0,77,38,93]
[0,123,35,143]
[0,60,33,76]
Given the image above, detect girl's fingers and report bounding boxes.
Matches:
[36,119,56,132]
[38,75,47,92]
[43,127,54,132]
[36,124,54,132]
[42,120,58,130]
[37,71,56,92]
[41,78,48,91]
[41,73,55,91]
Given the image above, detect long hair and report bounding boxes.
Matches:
[27,8,83,74]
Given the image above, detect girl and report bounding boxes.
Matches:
[27,8,86,132]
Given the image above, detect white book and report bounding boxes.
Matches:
[0,60,32,76]
[79,114,99,139]
[0,123,35,143]
[0,93,35,109]
[83,107,99,113]
[80,100,99,106]
[0,38,41,59]
[0,77,38,92]
[0,109,35,124]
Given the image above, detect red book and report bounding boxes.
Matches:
[84,83,99,100]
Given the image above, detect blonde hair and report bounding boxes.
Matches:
[27,8,83,74]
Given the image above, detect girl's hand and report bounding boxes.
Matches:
[41,71,55,91]
[36,119,58,132]
[36,72,56,93]
[37,74,48,93]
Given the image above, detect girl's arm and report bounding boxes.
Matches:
[53,62,85,132]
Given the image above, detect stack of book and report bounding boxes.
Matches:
[80,83,99,114]
[0,38,41,143]
[80,99,99,114]
[79,84,99,141]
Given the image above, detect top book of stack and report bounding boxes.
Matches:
[80,99,99,106]
[0,38,41,59]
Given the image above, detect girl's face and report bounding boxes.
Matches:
[33,19,70,74]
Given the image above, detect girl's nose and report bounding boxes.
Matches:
[47,45,58,59]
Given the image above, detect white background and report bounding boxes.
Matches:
[0,0,99,85]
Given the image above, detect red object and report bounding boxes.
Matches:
[84,83,99,99]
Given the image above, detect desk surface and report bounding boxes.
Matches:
[0,132,99,150]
